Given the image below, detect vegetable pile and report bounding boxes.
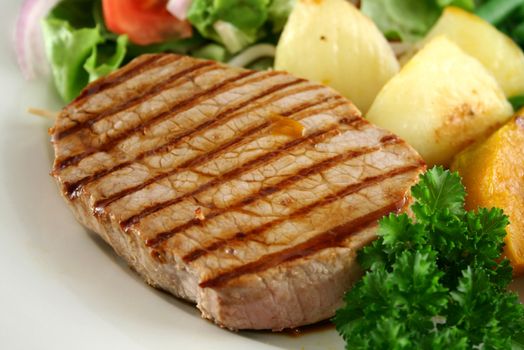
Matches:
[21,0,524,108]
[11,0,524,107]
[334,167,524,349]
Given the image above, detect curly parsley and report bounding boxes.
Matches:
[334,166,524,349]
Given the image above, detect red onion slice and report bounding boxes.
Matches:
[14,0,59,80]
[166,0,192,20]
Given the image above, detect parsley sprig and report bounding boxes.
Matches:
[334,166,524,349]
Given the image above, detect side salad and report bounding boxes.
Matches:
[19,0,296,101]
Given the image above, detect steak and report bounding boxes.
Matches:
[50,53,425,330]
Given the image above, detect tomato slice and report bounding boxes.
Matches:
[102,0,192,46]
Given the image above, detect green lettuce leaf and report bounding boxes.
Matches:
[42,18,103,102]
[187,0,293,52]
[187,0,268,52]
[214,0,270,31]
[84,34,128,83]
[361,0,474,42]
[475,0,524,25]
[42,0,128,102]
[48,0,98,28]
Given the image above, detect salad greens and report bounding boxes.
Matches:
[510,95,524,111]
[334,167,524,349]
[361,0,524,43]
[187,0,269,53]
[42,0,294,102]
[361,0,475,42]
[187,0,294,53]
[42,0,127,101]
[476,0,524,27]
[42,0,205,102]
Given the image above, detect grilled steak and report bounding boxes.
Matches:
[51,53,425,330]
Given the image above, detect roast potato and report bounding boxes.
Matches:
[274,0,399,113]
[366,36,513,166]
[413,7,524,97]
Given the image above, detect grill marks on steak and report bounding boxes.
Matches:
[63,76,310,199]
[154,144,420,281]
[139,126,348,247]
[55,66,256,171]
[90,83,328,210]
[51,54,425,330]
[139,119,382,248]
[111,112,356,238]
[180,136,405,263]
[57,71,317,198]
[199,199,403,289]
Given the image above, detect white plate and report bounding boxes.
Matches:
[1,2,522,349]
[0,2,342,349]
